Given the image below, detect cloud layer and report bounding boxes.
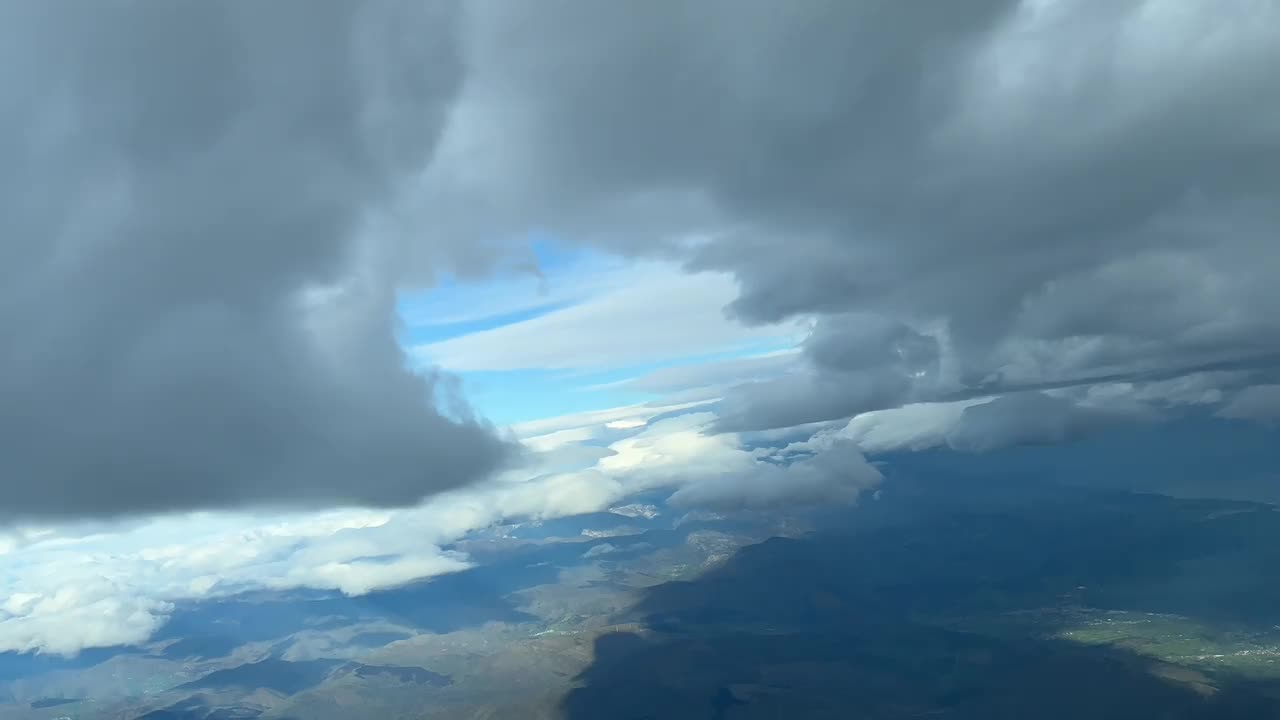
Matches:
[413,262,800,371]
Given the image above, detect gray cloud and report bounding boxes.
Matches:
[8,0,1280,519]
[1217,385,1280,423]
[434,0,1280,430]
[714,314,945,432]
[943,392,1131,454]
[0,1,514,520]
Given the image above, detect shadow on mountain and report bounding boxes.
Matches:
[136,693,265,720]
[346,630,413,648]
[563,474,1280,719]
[341,662,451,686]
[143,660,448,719]
[875,416,1280,506]
[0,645,135,685]
[177,658,343,696]
[29,696,80,708]
[563,627,1277,719]
[639,479,1280,629]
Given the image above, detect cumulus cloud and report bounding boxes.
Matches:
[0,507,463,655]
[417,0,1280,429]
[588,412,881,509]
[581,543,618,559]
[1,404,879,656]
[799,401,982,456]
[668,440,881,510]
[0,1,515,520]
[0,582,172,657]
[1,489,543,656]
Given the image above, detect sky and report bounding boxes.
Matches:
[2,0,1280,657]
[399,242,804,423]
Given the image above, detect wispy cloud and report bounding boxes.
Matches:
[412,262,805,372]
[397,249,632,333]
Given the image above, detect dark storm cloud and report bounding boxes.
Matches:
[6,0,1280,519]
[0,0,515,519]
[435,0,1280,430]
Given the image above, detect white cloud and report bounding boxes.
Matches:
[266,553,472,598]
[0,581,172,657]
[509,397,714,438]
[0,399,880,657]
[797,400,983,456]
[413,262,805,371]
[668,440,881,510]
[0,507,473,656]
[614,349,801,395]
[608,503,660,520]
[582,543,618,558]
[593,412,881,510]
